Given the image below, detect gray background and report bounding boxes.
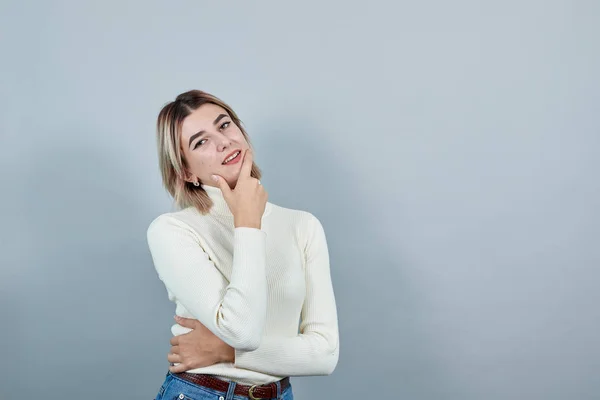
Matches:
[1,1,599,399]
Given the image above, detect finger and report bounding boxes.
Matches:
[239,149,254,178]
[169,336,179,346]
[167,352,182,364]
[174,315,198,329]
[169,362,188,374]
[212,174,232,197]
[170,345,180,355]
[195,321,211,332]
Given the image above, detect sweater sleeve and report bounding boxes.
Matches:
[146,215,267,351]
[233,213,339,375]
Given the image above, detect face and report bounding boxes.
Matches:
[180,103,250,189]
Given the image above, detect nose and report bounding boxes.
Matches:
[216,133,232,152]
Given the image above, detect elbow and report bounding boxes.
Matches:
[233,332,262,351]
[221,323,264,351]
[320,345,339,375]
[241,317,265,350]
[322,331,339,375]
[312,337,339,375]
[216,302,266,351]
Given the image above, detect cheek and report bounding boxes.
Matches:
[198,158,214,168]
[194,153,221,169]
[234,130,248,144]
[186,153,210,170]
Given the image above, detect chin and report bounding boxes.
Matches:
[224,175,239,188]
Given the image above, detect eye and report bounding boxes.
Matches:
[193,139,207,149]
[220,121,231,130]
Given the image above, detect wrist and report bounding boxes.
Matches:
[221,345,235,363]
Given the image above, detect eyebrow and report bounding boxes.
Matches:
[188,113,229,148]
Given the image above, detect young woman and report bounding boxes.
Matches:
[147,90,339,400]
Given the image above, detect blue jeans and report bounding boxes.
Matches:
[154,371,294,400]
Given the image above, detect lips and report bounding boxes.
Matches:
[222,149,242,165]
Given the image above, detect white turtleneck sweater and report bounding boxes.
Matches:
[146,184,339,385]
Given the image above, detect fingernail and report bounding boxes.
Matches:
[211,175,218,182]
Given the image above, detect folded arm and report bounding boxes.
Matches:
[147,215,268,351]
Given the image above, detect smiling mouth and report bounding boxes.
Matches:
[222,150,241,165]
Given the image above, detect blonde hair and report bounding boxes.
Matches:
[155,89,262,214]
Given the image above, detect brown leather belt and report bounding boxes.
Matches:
[174,372,290,399]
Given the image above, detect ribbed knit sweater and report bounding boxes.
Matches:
[146,184,339,385]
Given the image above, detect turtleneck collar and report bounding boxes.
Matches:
[200,183,272,218]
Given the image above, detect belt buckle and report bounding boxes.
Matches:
[248,384,264,400]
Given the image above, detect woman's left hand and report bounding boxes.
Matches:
[168,316,235,373]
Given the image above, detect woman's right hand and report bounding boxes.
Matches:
[212,149,268,229]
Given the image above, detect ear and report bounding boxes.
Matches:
[182,170,198,185]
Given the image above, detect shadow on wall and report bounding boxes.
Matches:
[10,135,172,398]
[253,116,467,399]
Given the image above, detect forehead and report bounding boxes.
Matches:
[180,103,229,139]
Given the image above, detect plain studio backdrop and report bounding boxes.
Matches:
[1,1,599,399]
